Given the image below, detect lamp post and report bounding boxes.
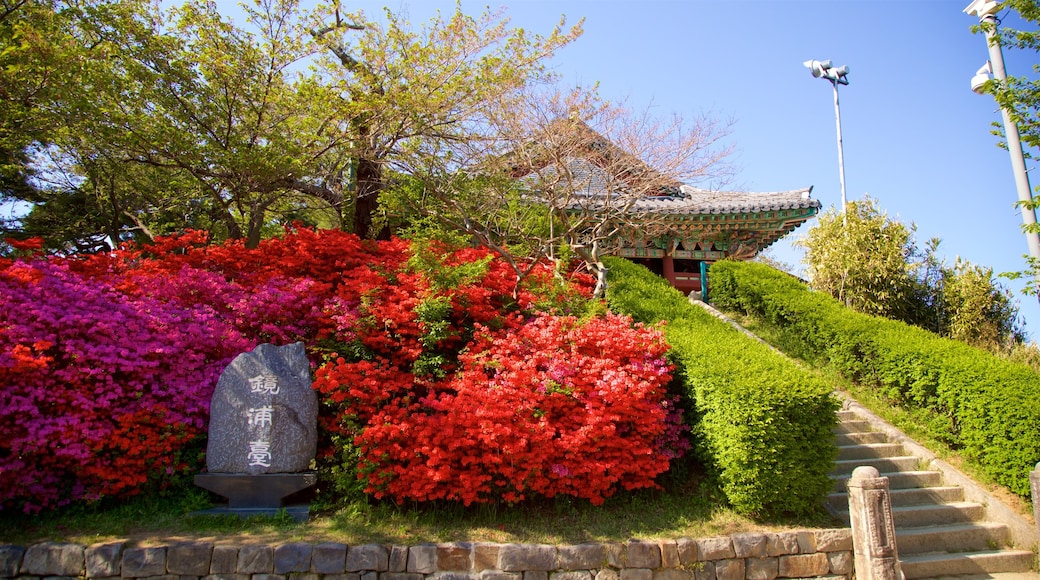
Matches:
[805,59,851,224]
[964,0,1040,294]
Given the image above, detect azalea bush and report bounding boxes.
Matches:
[1,227,687,513]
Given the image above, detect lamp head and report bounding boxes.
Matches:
[804,59,832,78]
[964,0,1000,18]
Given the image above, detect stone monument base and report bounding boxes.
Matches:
[193,472,316,522]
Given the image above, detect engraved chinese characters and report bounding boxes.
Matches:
[205,342,317,474]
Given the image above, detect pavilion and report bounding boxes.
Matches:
[513,120,821,298]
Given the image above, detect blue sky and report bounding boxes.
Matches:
[351,0,1040,339]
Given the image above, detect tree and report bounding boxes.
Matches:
[797,197,921,321]
[387,85,734,297]
[309,3,582,239]
[797,196,1026,349]
[2,1,583,249]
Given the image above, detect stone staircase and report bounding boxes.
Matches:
[828,406,1037,579]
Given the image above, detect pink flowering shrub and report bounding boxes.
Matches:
[0,260,251,511]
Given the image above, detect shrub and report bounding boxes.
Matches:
[709,259,1040,496]
[604,257,837,517]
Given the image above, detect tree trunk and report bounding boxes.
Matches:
[353,156,389,240]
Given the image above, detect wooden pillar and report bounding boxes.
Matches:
[662,254,676,286]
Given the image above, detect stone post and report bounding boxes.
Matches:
[846,466,902,580]
[1030,462,1040,541]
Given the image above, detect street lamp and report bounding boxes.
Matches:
[804,59,851,224]
[964,0,1040,295]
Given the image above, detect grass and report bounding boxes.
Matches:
[0,460,840,547]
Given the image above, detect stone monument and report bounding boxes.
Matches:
[194,342,318,521]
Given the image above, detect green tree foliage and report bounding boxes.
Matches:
[797,196,1025,350]
[797,197,920,320]
[1,1,582,249]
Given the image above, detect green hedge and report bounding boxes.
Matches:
[709,260,1040,496]
[604,257,838,517]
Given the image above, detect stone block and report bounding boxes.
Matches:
[625,542,660,569]
[237,546,274,574]
[712,560,743,580]
[287,573,318,580]
[437,544,472,571]
[826,552,852,576]
[765,534,799,558]
[385,574,425,580]
[210,547,239,575]
[731,534,767,559]
[322,574,360,580]
[431,574,477,580]
[744,558,778,580]
[177,575,202,580]
[167,543,213,576]
[694,539,733,562]
[252,575,287,580]
[122,547,167,578]
[499,545,557,572]
[795,533,815,556]
[389,546,409,573]
[551,572,592,580]
[692,561,715,580]
[603,544,626,569]
[346,545,389,573]
[559,545,605,570]
[811,531,851,553]
[778,554,828,578]
[523,571,548,580]
[203,574,249,580]
[274,544,312,574]
[0,545,25,577]
[312,543,347,574]
[659,541,679,569]
[361,570,379,580]
[652,570,692,580]
[22,543,84,576]
[595,570,619,580]
[85,543,124,578]
[407,546,437,574]
[675,539,696,566]
[480,572,521,580]
[473,544,500,572]
[619,569,651,580]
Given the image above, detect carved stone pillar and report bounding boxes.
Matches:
[847,465,902,580]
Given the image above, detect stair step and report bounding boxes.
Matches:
[894,522,1012,555]
[834,419,873,434]
[831,470,945,492]
[831,456,922,475]
[827,486,965,509]
[838,442,907,460]
[900,550,1036,579]
[836,410,861,422]
[836,431,889,445]
[831,502,986,527]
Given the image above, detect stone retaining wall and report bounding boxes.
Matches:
[0,530,852,580]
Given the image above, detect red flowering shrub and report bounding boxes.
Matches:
[340,313,678,506]
[1,226,686,512]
